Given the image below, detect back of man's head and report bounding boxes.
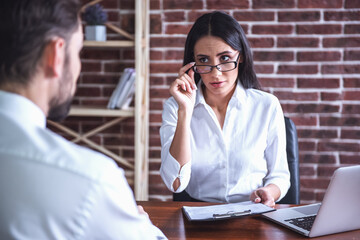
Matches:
[0,0,81,88]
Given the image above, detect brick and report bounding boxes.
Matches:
[278,37,319,48]
[150,37,186,48]
[150,50,163,61]
[298,0,342,8]
[341,130,360,139]
[316,191,326,202]
[345,0,360,8]
[342,104,360,114]
[298,140,316,151]
[345,24,360,34]
[165,24,192,34]
[150,76,165,85]
[282,103,339,113]
[188,11,214,22]
[81,62,102,72]
[150,0,161,9]
[82,49,121,60]
[290,116,317,126]
[301,178,330,189]
[164,50,184,60]
[234,11,274,21]
[321,64,360,74]
[297,78,340,89]
[297,24,341,35]
[253,0,295,8]
[344,50,360,61]
[150,63,181,73]
[274,91,319,101]
[104,62,134,73]
[120,14,135,34]
[323,37,360,48]
[343,91,360,101]
[149,136,161,147]
[248,38,274,48]
[300,190,315,201]
[297,51,341,62]
[101,0,119,8]
[81,74,120,85]
[150,14,162,34]
[207,0,249,9]
[321,92,342,101]
[324,11,360,21]
[318,142,359,152]
[320,116,360,126]
[277,65,318,74]
[344,78,360,88]
[149,100,164,111]
[278,11,320,22]
[150,88,171,99]
[252,25,293,35]
[163,0,203,9]
[300,154,336,164]
[164,11,185,22]
[299,166,316,176]
[119,0,134,9]
[318,166,339,177]
[298,129,338,139]
[149,160,161,171]
[254,64,274,73]
[258,78,295,88]
[340,155,360,164]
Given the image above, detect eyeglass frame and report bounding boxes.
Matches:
[192,53,241,74]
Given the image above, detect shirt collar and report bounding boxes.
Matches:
[194,80,247,108]
[0,90,46,128]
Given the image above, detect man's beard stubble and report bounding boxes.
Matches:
[47,59,75,122]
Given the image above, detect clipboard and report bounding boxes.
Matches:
[182,201,275,221]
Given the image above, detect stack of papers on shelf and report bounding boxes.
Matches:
[107,68,136,109]
[182,201,275,221]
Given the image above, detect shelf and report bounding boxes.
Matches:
[83,40,134,48]
[69,106,134,117]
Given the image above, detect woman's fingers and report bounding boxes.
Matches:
[178,62,196,77]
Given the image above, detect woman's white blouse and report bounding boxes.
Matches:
[160,81,290,203]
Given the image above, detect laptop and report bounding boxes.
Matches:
[262,165,360,238]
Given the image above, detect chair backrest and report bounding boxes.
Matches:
[173,116,300,204]
[277,116,300,204]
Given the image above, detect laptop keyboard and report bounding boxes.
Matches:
[284,215,316,231]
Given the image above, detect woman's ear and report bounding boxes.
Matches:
[42,37,66,79]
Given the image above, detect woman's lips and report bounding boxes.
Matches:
[210,81,224,88]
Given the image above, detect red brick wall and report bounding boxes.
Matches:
[71,0,360,203]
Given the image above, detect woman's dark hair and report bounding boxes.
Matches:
[0,0,81,87]
[183,11,261,89]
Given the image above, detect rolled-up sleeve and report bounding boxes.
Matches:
[159,98,192,193]
[264,98,290,201]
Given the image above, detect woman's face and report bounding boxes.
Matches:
[193,35,241,99]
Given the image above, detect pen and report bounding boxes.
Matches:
[213,209,251,219]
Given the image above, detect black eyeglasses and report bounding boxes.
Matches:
[193,53,241,74]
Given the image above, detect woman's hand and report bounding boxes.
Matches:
[137,205,149,218]
[169,62,197,113]
[250,184,281,208]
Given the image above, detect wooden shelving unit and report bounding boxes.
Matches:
[48,0,149,200]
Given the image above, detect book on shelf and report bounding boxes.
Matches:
[107,68,136,110]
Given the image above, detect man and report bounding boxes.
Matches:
[0,0,166,239]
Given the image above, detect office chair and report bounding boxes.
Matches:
[173,116,300,204]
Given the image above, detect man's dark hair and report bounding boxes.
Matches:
[183,11,261,89]
[0,0,81,87]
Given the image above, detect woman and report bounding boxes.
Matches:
[160,11,290,207]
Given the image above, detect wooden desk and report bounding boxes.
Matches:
[138,201,360,240]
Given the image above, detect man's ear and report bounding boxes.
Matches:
[42,37,66,78]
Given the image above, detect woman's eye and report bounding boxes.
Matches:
[198,57,208,63]
[220,55,230,62]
